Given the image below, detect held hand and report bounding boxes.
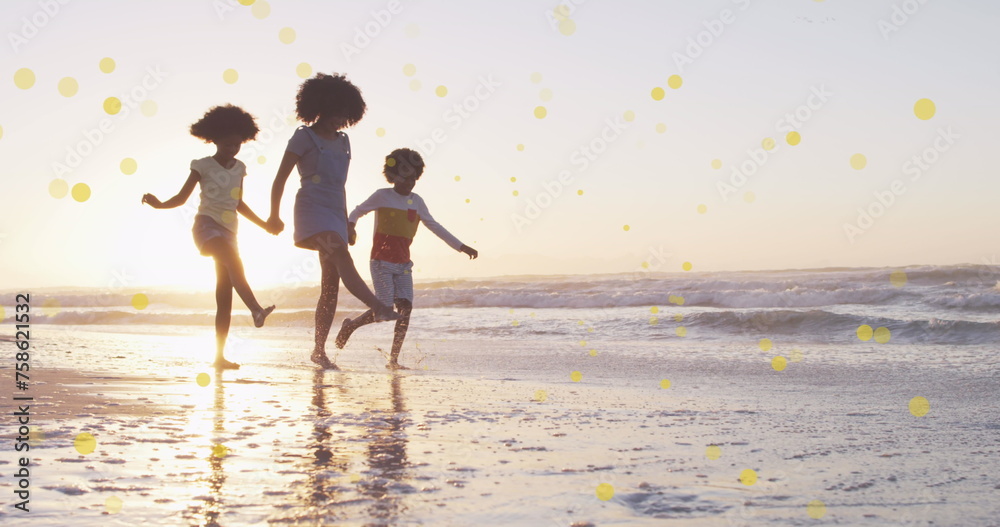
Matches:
[141,194,163,208]
[348,224,357,246]
[266,216,284,235]
[460,245,479,260]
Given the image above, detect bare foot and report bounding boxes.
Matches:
[310,350,339,370]
[213,358,240,370]
[386,362,409,371]
[335,318,355,349]
[374,306,400,322]
[254,305,275,328]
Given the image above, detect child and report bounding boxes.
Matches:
[266,73,399,371]
[142,104,275,370]
[335,148,478,370]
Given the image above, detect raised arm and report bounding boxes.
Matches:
[416,199,471,256]
[267,150,300,232]
[142,170,199,209]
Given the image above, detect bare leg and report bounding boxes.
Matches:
[387,299,412,370]
[311,255,341,370]
[212,260,239,370]
[203,237,274,327]
[335,309,376,349]
[309,232,397,320]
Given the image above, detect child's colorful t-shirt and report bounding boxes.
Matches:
[348,188,463,264]
[191,156,246,232]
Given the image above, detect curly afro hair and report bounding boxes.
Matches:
[189,104,259,143]
[295,73,366,126]
[384,148,425,183]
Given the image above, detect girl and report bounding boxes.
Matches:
[142,104,275,370]
[267,73,398,370]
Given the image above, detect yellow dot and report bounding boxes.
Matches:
[697,204,707,214]
[105,496,123,514]
[534,106,547,119]
[103,97,122,115]
[790,348,803,362]
[251,0,270,19]
[409,79,422,91]
[230,187,242,200]
[676,326,687,337]
[120,158,137,175]
[655,123,667,134]
[296,62,313,79]
[42,298,60,317]
[558,18,576,36]
[540,88,553,102]
[221,210,236,224]
[403,63,417,76]
[386,157,397,167]
[131,293,149,310]
[516,144,525,152]
[857,324,874,341]
[376,127,386,137]
[623,225,630,231]
[14,68,35,89]
[909,396,930,417]
[674,314,683,322]
[890,270,908,288]
[914,98,936,120]
[140,99,158,117]
[578,320,585,325]
[405,23,420,38]
[512,320,519,326]
[786,131,801,146]
[212,444,229,458]
[196,373,211,387]
[807,500,826,519]
[650,306,659,314]
[711,159,722,170]
[512,190,519,197]
[874,326,891,344]
[650,317,659,325]
[595,483,614,501]
[659,379,671,389]
[49,179,69,199]
[570,371,583,382]
[772,356,788,371]
[278,26,296,44]
[534,390,547,402]
[465,198,470,203]
[509,177,517,183]
[553,5,571,20]
[0,306,4,321]
[74,433,96,455]
[850,153,867,170]
[667,75,683,89]
[672,296,686,306]
[651,87,665,101]
[257,156,266,164]
[454,175,461,182]
[577,189,584,196]
[435,85,448,97]
[222,69,239,84]
[99,57,116,74]
[589,349,598,357]
[759,338,773,352]
[682,262,693,271]
[237,0,255,5]
[57,77,78,97]
[743,191,756,203]
[706,445,722,460]
[311,175,321,184]
[740,469,757,486]
[530,72,543,84]
[762,137,776,151]
[579,340,587,347]
[0,125,3,140]
[623,110,635,122]
[72,183,91,203]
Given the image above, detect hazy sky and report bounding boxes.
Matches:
[1,0,998,290]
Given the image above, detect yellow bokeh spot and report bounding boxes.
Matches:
[534,389,547,402]
[257,156,266,164]
[589,349,598,357]
[651,87,665,101]
[516,144,525,151]
[874,326,891,344]
[595,483,614,501]
[120,158,137,175]
[890,270,908,288]
[682,262,693,272]
[222,69,239,84]
[641,261,650,269]
[386,157,396,167]
[435,85,448,97]
[744,191,756,203]
[296,62,313,79]
[676,326,687,337]
[105,496,123,514]
[212,444,229,458]
[196,373,211,387]
[510,177,517,183]
[405,23,420,38]
[577,189,584,196]
[454,175,461,182]
[0,306,4,321]
[72,183,91,203]
[0,125,3,140]
[74,433,96,455]
[278,26,296,44]
[57,77,78,97]
[850,153,867,170]
[772,356,787,371]
[762,137,776,151]
[14,68,35,89]
[655,123,667,134]
[49,179,69,199]
[540,88,553,102]
[534,106,547,119]
[667,75,683,89]
[857,324,874,341]
[706,445,722,460]
[790,348,803,362]
[376,127,386,137]
[659,379,671,389]
[909,396,930,417]
[558,18,576,36]
[103,97,122,115]
[131,293,149,310]
[650,306,659,314]
[914,98,936,120]
[553,5,571,20]
[650,317,659,325]
[579,340,587,347]
[403,63,417,76]
[230,187,242,200]
[740,469,757,486]
[251,0,270,19]
[221,210,236,224]
[786,131,801,146]
[140,99,158,117]
[409,79,422,91]
[697,204,707,214]
[511,320,519,326]
[465,198,470,203]
[99,57,116,74]
[570,371,583,382]
[238,0,255,5]
[759,338,773,352]
[512,190,519,197]
[711,159,722,170]
[42,298,60,317]
[623,224,630,232]
[623,110,635,122]
[674,314,683,322]
[807,500,827,519]
[530,72,543,84]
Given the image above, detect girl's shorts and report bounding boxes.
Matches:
[192,215,237,256]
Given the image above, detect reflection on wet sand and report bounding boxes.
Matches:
[360,374,410,522]
[189,371,228,527]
